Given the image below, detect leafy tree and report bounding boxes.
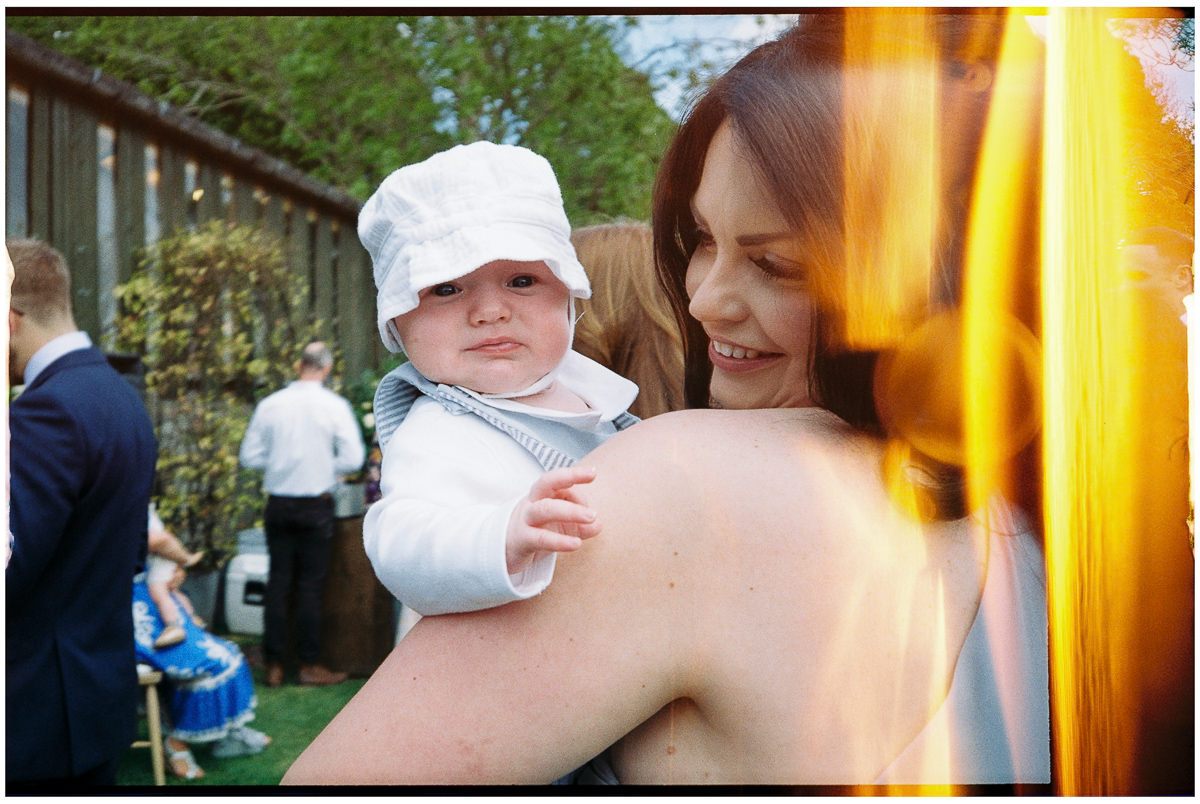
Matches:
[1176,16,1195,56]
[414,16,674,221]
[6,14,675,223]
[1112,17,1195,141]
[1110,17,1195,233]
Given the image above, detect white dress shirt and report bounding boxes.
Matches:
[23,330,93,387]
[239,380,366,497]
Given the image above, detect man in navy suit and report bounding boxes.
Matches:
[6,238,157,788]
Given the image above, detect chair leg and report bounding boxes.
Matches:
[144,683,166,786]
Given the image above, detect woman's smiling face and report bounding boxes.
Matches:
[685,122,817,410]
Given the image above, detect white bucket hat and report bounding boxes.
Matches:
[359,141,592,353]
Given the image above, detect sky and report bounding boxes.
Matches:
[623,11,1193,129]
[1112,19,1195,133]
[617,13,797,119]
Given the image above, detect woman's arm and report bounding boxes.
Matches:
[285,414,707,785]
[286,407,993,785]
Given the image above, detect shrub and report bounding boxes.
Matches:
[115,220,323,568]
[342,356,405,453]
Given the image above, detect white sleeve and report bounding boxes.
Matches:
[362,400,556,616]
[238,402,270,471]
[148,504,164,533]
[331,395,367,475]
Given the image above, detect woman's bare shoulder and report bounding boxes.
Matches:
[603,406,852,446]
[589,407,859,476]
[580,406,874,563]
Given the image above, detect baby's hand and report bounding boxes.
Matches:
[506,465,599,576]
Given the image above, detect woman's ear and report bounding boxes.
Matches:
[958,62,993,93]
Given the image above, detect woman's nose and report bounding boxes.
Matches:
[687,255,746,324]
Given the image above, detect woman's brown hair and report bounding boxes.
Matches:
[652,15,867,419]
[651,12,1019,517]
[652,12,1008,423]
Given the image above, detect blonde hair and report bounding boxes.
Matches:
[571,221,686,418]
[7,238,74,327]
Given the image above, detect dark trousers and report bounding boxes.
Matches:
[263,494,335,665]
[6,756,120,790]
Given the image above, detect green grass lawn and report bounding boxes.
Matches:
[117,635,365,788]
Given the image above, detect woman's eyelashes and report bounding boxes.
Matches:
[749,254,785,280]
[692,225,803,283]
[750,252,805,283]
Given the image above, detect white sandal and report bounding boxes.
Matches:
[153,624,186,649]
[211,726,270,758]
[165,740,205,780]
[234,725,271,750]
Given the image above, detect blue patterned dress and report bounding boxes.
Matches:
[132,577,259,742]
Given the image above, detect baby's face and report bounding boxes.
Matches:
[393,259,571,394]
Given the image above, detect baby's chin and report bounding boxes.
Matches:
[411,366,517,395]
[462,368,556,397]
[440,375,541,396]
[420,360,556,397]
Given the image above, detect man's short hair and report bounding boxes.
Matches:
[300,341,333,372]
[1124,226,1194,268]
[7,238,74,325]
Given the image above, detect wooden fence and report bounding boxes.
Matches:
[4,31,382,381]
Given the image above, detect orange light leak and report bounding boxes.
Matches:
[840,8,938,350]
[846,6,1192,794]
[1039,7,1192,796]
[846,8,1045,792]
[1041,8,1129,794]
[961,10,1044,518]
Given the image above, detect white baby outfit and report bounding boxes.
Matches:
[364,355,637,624]
[357,141,640,635]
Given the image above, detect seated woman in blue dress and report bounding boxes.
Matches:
[133,509,271,780]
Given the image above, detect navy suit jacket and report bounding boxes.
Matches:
[6,346,157,781]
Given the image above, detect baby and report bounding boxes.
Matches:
[146,504,204,648]
[358,142,639,638]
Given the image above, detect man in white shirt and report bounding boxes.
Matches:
[1117,226,1193,323]
[239,341,365,687]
